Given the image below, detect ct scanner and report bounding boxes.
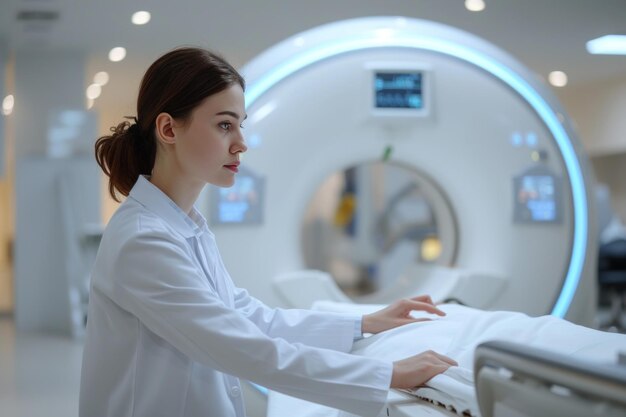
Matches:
[200,16,606,416]
[206,16,597,324]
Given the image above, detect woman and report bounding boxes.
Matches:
[79,47,456,417]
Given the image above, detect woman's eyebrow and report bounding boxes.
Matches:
[215,110,248,121]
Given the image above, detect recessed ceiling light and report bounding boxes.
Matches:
[93,71,109,86]
[548,71,568,87]
[465,0,486,12]
[108,47,126,62]
[586,35,626,55]
[2,94,14,116]
[86,83,102,99]
[132,11,151,25]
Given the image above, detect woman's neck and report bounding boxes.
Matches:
[149,167,204,214]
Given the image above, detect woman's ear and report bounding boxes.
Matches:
[155,112,177,145]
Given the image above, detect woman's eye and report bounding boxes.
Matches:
[239,123,245,129]
[219,122,232,130]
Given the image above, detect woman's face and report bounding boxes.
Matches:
[173,84,247,187]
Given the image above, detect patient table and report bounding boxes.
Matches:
[266,303,626,417]
[475,341,626,417]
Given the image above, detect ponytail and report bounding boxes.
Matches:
[94,117,156,202]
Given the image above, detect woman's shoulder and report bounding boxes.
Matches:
[104,197,179,244]
[92,199,194,294]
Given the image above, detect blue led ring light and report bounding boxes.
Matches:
[245,32,587,318]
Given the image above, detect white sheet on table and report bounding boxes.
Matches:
[267,303,626,417]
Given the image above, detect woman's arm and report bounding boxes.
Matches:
[109,229,393,417]
[232,286,360,352]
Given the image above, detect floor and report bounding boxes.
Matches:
[0,310,624,417]
[0,319,83,417]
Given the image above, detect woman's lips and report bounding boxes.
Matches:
[224,164,239,173]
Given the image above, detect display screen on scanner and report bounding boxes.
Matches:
[374,72,423,109]
[518,175,557,222]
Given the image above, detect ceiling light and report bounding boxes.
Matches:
[586,35,626,55]
[87,98,95,110]
[86,83,102,100]
[2,94,14,116]
[108,47,126,62]
[465,0,486,12]
[548,71,568,87]
[93,71,109,86]
[132,11,151,25]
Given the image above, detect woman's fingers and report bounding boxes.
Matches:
[391,350,457,388]
[416,352,457,383]
[411,294,434,305]
[410,318,432,323]
[430,351,458,366]
[423,363,454,381]
[402,299,446,316]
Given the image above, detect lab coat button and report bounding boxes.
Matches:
[230,386,241,397]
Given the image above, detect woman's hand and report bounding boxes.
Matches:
[390,350,458,389]
[361,295,445,334]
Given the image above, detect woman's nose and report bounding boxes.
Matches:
[232,133,247,154]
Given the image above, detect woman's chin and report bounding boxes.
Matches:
[212,177,236,188]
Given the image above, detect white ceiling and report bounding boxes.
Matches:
[1,0,625,115]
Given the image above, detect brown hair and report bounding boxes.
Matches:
[94,47,245,202]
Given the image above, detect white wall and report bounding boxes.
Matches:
[557,75,626,157]
[557,74,626,223]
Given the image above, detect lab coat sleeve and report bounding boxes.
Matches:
[109,228,392,417]
[232,286,360,352]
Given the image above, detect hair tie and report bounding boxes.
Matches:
[125,116,142,139]
[127,123,140,139]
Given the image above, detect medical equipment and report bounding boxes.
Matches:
[267,301,626,417]
[205,16,601,416]
[208,15,597,325]
[597,238,626,331]
[474,341,626,417]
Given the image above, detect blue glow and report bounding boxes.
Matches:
[247,133,262,149]
[526,132,538,148]
[511,132,523,147]
[250,382,269,396]
[245,30,587,318]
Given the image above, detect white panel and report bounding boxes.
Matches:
[15,156,100,335]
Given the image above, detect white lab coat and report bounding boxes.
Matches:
[79,176,392,417]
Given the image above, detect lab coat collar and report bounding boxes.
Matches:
[128,175,210,239]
